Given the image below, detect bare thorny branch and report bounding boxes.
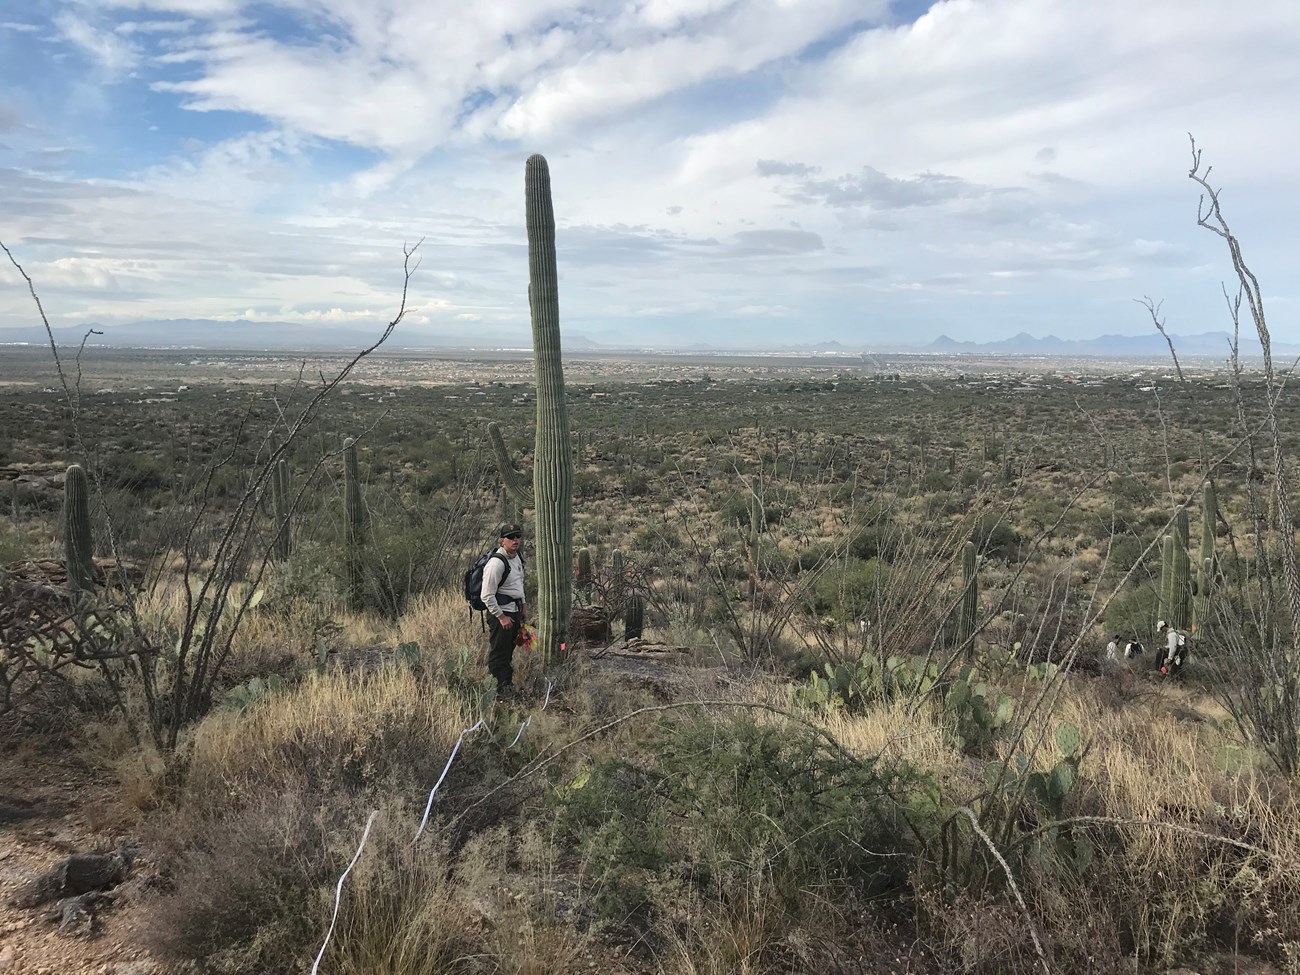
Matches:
[2,236,425,748]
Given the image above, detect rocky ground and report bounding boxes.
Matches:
[0,740,164,975]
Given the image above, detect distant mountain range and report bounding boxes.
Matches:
[921,330,1265,357]
[0,319,1287,358]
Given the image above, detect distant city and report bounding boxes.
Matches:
[0,319,1284,358]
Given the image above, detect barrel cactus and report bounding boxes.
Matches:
[63,463,94,594]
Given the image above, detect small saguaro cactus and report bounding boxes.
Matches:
[1159,508,1192,630]
[1200,481,1217,570]
[1172,507,1191,629]
[576,547,593,602]
[747,494,763,600]
[958,540,978,654]
[272,457,291,562]
[63,463,94,595]
[1158,533,1174,625]
[343,438,366,609]
[625,593,646,641]
[1193,482,1217,632]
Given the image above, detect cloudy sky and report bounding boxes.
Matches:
[0,0,1297,349]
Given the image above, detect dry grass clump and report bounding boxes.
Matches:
[771,672,1300,973]
[184,663,476,804]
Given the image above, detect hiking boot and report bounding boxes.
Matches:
[496,684,517,702]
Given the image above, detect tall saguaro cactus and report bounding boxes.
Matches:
[63,463,94,595]
[526,154,574,662]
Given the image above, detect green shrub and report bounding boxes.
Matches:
[812,557,891,621]
[558,714,923,923]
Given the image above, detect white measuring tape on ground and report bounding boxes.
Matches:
[509,679,555,748]
[311,680,558,971]
[411,718,486,844]
[310,809,377,975]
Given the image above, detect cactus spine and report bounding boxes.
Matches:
[343,438,365,609]
[272,458,291,562]
[63,463,94,594]
[526,154,574,663]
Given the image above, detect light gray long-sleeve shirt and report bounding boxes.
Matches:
[481,548,525,617]
[1164,628,1181,664]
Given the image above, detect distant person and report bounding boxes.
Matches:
[1105,635,1121,662]
[1155,620,1187,676]
[481,523,526,699]
[1123,638,1144,660]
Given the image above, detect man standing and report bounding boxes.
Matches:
[1155,619,1186,675]
[481,523,526,698]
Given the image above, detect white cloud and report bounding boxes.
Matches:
[2,0,1298,346]
[55,12,140,72]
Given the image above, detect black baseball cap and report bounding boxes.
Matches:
[499,523,523,539]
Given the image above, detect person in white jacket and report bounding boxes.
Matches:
[1155,620,1187,675]
[481,523,526,697]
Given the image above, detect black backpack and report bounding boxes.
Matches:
[464,550,519,612]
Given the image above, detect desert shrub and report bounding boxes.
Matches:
[811,557,891,622]
[558,714,922,928]
[1103,585,1158,640]
[977,514,1023,561]
[145,798,487,975]
[143,789,345,973]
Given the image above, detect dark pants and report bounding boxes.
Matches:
[487,610,522,690]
